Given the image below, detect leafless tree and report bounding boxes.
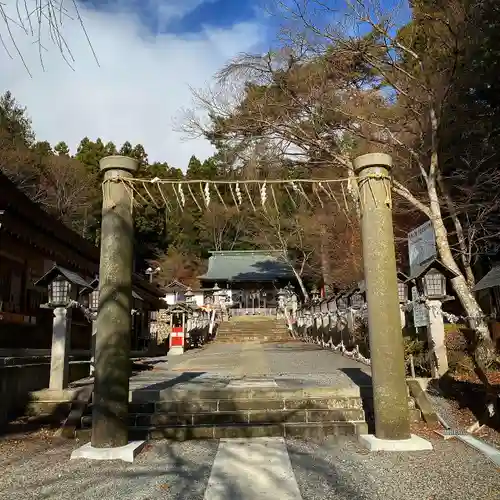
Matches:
[0,0,97,75]
[184,1,500,409]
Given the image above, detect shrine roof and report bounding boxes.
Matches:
[473,263,500,291]
[199,250,295,282]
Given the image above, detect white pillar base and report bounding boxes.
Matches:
[168,346,184,356]
[359,434,433,452]
[70,441,146,463]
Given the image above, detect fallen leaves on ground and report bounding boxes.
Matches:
[452,370,500,386]
[410,422,442,442]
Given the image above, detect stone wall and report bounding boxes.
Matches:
[0,359,89,428]
[153,309,170,346]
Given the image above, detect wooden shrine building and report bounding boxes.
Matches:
[198,250,298,315]
[0,171,164,350]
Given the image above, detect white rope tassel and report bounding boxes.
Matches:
[204,183,210,208]
[178,184,186,208]
[235,182,242,205]
[260,182,267,207]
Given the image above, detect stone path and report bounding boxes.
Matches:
[4,341,498,499]
[165,341,370,377]
[126,341,371,402]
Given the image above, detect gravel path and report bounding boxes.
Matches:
[287,435,499,500]
[425,387,465,429]
[0,434,498,499]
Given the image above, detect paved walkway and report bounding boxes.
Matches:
[127,341,372,401]
[166,341,370,376]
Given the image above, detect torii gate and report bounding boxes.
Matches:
[81,153,412,457]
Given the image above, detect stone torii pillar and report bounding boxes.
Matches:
[71,155,145,462]
[354,153,432,451]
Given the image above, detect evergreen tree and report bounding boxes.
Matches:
[54,141,70,156]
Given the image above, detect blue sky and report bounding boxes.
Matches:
[79,0,269,37]
[78,0,410,39]
[1,0,411,168]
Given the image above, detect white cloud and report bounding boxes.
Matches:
[0,1,265,167]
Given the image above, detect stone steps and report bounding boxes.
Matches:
[215,318,291,344]
[82,408,367,427]
[216,337,290,343]
[79,397,370,441]
[217,332,289,336]
[216,329,289,333]
[76,421,368,441]
[78,392,422,441]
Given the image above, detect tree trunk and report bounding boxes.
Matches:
[428,178,496,389]
[428,175,498,419]
[320,225,332,294]
[437,174,476,288]
[428,179,490,336]
[292,266,309,302]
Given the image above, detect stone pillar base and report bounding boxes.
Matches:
[168,346,184,356]
[359,434,433,451]
[70,441,146,462]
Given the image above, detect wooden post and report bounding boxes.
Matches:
[354,153,411,441]
[91,155,139,448]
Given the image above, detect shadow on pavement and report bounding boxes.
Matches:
[341,368,375,434]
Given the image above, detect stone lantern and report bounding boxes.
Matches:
[35,265,92,390]
[336,294,348,312]
[185,288,195,305]
[406,258,458,378]
[310,285,320,304]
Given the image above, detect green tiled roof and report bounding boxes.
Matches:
[199,250,295,282]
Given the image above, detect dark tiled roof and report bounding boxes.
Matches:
[35,265,92,289]
[473,264,500,291]
[199,250,295,282]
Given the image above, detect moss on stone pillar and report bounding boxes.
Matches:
[91,155,139,448]
[354,153,411,440]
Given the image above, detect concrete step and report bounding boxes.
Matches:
[76,421,369,441]
[78,391,422,441]
[215,333,290,338]
[215,335,290,338]
[216,332,290,336]
[130,385,366,402]
[215,341,291,344]
[129,396,366,413]
[216,329,289,333]
[216,329,290,333]
[82,408,367,427]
